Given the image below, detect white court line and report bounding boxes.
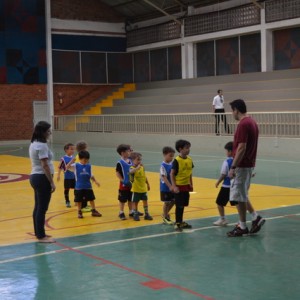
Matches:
[1,212,299,265]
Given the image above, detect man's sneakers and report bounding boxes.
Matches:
[250,215,266,234]
[227,225,249,237]
[174,222,192,232]
[213,218,229,226]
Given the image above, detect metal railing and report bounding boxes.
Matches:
[53,112,300,137]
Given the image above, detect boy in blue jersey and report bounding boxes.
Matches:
[160,146,175,225]
[74,150,102,219]
[57,143,75,208]
[116,144,134,220]
[213,141,237,226]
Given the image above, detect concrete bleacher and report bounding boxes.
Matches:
[101,69,300,114]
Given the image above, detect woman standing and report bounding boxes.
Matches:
[29,121,56,243]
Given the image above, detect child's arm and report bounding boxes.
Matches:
[146,177,150,191]
[57,168,62,182]
[215,174,226,188]
[129,164,142,174]
[161,175,173,190]
[189,174,193,191]
[116,171,124,181]
[91,175,100,187]
[66,157,76,170]
[170,169,179,193]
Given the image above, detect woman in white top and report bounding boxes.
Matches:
[29,121,56,243]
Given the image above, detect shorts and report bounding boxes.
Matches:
[160,192,175,203]
[216,187,237,206]
[131,192,148,203]
[74,189,95,203]
[174,191,190,207]
[118,189,132,203]
[64,178,75,189]
[230,167,253,203]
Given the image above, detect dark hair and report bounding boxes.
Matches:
[76,141,88,152]
[217,89,222,94]
[229,99,247,114]
[130,152,142,160]
[64,143,74,151]
[116,144,131,155]
[162,146,175,155]
[175,139,191,152]
[31,121,51,143]
[224,141,233,151]
[78,150,90,160]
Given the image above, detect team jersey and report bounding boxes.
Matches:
[58,155,75,180]
[130,165,147,193]
[172,155,194,186]
[220,157,233,188]
[160,161,173,192]
[74,163,93,189]
[116,159,132,190]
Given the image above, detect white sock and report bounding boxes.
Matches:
[251,211,258,221]
[239,221,246,229]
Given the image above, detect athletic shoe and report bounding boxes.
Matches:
[213,218,229,226]
[180,222,192,229]
[78,211,83,219]
[162,215,174,225]
[91,209,102,217]
[138,211,144,216]
[119,212,126,220]
[133,213,140,221]
[81,207,92,213]
[144,214,153,220]
[174,223,183,232]
[38,237,56,243]
[66,201,71,208]
[250,215,266,234]
[227,225,249,237]
[129,212,134,217]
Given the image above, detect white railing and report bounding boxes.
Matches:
[53,112,300,137]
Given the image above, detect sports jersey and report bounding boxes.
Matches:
[130,165,147,193]
[74,163,92,189]
[58,155,75,180]
[172,155,193,186]
[160,161,173,192]
[220,157,233,187]
[116,159,132,190]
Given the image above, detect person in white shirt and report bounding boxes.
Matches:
[212,89,230,135]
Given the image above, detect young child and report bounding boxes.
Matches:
[115,144,133,220]
[129,152,153,221]
[171,139,194,232]
[160,146,175,225]
[74,150,102,219]
[213,141,235,226]
[57,143,75,208]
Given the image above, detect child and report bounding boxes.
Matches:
[160,146,175,225]
[115,144,134,220]
[57,143,75,208]
[129,152,153,221]
[171,139,194,232]
[213,141,235,226]
[74,150,102,219]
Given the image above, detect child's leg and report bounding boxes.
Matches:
[77,202,83,218]
[64,188,70,202]
[175,205,184,224]
[89,200,102,217]
[119,201,125,213]
[163,202,168,217]
[142,200,149,215]
[217,204,225,217]
[166,201,175,216]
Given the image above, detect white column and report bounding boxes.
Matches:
[181,42,194,79]
[261,8,273,72]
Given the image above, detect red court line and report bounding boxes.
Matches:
[55,241,215,300]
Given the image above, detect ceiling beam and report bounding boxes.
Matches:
[251,0,263,9]
[142,0,182,25]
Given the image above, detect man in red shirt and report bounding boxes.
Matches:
[227,99,265,237]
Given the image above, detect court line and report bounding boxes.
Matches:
[1,211,299,265]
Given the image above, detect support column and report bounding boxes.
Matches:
[261,8,273,72]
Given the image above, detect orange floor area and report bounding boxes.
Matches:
[1,154,300,246]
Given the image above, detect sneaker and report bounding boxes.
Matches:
[66,201,71,208]
[78,211,83,219]
[180,222,192,229]
[119,212,126,220]
[250,215,266,234]
[213,218,229,226]
[138,211,144,216]
[174,223,183,232]
[162,215,174,225]
[227,225,249,237]
[133,213,140,221]
[91,209,102,217]
[81,207,92,213]
[38,237,56,243]
[144,214,153,220]
[129,212,134,217]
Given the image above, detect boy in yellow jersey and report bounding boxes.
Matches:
[171,140,194,232]
[129,152,153,221]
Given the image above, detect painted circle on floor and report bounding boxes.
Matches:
[0,173,30,183]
